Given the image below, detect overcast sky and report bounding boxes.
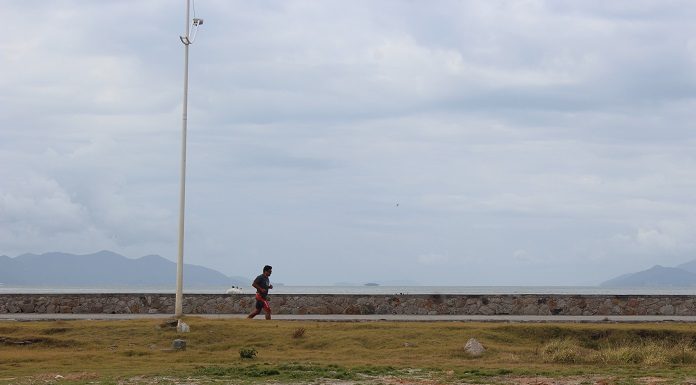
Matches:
[2,1,696,286]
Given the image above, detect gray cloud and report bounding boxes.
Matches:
[1,1,696,285]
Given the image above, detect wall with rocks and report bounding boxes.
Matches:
[1,294,695,316]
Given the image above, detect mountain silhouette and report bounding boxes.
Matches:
[0,250,248,288]
[601,262,696,287]
[676,259,696,274]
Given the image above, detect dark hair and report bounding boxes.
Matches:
[263,265,272,272]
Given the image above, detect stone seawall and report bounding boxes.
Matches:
[2,294,696,316]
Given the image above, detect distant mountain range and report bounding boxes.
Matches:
[4,251,695,289]
[0,250,249,288]
[601,259,696,287]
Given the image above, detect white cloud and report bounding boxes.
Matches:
[624,221,696,252]
[0,173,87,232]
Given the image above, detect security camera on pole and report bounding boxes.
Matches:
[175,0,203,319]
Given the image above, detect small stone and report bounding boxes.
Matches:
[172,339,186,351]
[177,320,190,333]
[464,338,485,356]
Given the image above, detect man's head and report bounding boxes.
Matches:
[263,265,272,276]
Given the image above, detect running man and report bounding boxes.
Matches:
[247,265,273,319]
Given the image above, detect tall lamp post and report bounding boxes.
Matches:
[175,0,203,318]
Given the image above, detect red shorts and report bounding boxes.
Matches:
[255,293,270,311]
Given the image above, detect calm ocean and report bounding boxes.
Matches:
[2,286,696,295]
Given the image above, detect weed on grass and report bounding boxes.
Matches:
[540,338,588,363]
[121,349,152,357]
[239,347,258,359]
[292,327,306,338]
[41,327,69,335]
[539,336,696,366]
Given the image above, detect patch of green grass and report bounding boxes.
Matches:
[194,363,358,381]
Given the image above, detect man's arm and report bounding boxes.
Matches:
[252,281,267,293]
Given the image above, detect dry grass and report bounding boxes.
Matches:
[1,318,696,384]
[540,337,696,365]
[540,338,588,363]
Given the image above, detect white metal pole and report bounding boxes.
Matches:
[175,0,191,319]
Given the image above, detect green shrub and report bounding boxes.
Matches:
[239,347,258,359]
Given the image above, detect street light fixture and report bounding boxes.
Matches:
[175,0,203,319]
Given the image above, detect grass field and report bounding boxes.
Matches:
[2,318,696,384]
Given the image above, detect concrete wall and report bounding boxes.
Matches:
[2,294,696,316]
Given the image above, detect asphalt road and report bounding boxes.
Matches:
[2,313,696,322]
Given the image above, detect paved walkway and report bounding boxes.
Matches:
[2,313,696,322]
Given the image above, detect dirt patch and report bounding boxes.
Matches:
[34,372,99,381]
[462,376,681,385]
[3,372,101,385]
[373,375,690,385]
[380,375,440,385]
[635,377,669,385]
[507,377,603,385]
[0,335,76,347]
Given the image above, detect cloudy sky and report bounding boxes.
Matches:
[2,1,696,286]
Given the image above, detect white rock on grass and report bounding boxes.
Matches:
[177,320,190,333]
[464,338,485,356]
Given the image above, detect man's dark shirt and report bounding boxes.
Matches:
[253,274,270,299]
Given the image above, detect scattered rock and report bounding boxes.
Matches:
[172,339,186,351]
[464,338,485,356]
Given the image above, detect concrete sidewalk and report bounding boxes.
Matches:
[2,313,696,322]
